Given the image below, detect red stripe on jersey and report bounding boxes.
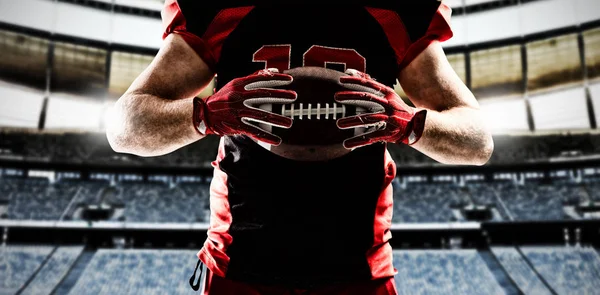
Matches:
[399,3,453,70]
[161,0,217,71]
[202,6,254,65]
[366,148,397,279]
[366,4,454,71]
[197,138,233,278]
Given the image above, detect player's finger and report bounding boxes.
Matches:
[334,91,388,109]
[244,109,293,129]
[242,73,294,90]
[336,114,386,129]
[237,120,283,146]
[339,76,388,96]
[245,89,298,101]
[343,130,387,150]
[344,69,371,79]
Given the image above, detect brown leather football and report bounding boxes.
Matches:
[254,67,366,161]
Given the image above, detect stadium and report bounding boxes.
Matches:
[0,0,600,294]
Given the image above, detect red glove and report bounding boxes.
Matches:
[335,69,427,149]
[193,69,297,145]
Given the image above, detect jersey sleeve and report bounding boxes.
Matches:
[161,0,254,73]
[367,1,453,71]
[400,3,453,70]
[161,0,217,71]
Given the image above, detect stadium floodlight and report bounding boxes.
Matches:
[479,97,530,134]
[45,93,105,131]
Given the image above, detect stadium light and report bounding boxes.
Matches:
[479,98,530,134]
[45,94,105,131]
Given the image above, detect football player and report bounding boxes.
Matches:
[106,1,494,294]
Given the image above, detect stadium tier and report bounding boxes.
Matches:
[491,247,554,295]
[19,246,85,295]
[519,246,600,295]
[393,250,508,295]
[2,246,600,295]
[0,246,54,295]
[66,249,197,295]
[1,174,600,224]
[3,131,600,167]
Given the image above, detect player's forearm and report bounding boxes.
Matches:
[105,92,203,157]
[411,106,494,166]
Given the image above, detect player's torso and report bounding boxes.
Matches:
[215,136,391,288]
[175,1,408,287]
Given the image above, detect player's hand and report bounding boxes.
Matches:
[335,69,427,149]
[193,68,297,145]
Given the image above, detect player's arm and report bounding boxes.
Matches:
[105,34,212,157]
[106,33,296,157]
[399,42,494,166]
[335,42,493,166]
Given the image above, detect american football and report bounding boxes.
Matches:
[256,66,367,161]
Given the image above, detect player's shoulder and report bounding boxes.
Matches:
[367,0,446,41]
[167,0,447,42]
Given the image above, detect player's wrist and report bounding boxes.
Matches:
[192,97,213,136]
[398,109,427,146]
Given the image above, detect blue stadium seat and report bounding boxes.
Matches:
[0,245,53,295]
[496,182,567,221]
[20,246,84,295]
[7,178,77,220]
[107,182,208,223]
[582,177,600,202]
[66,249,198,295]
[521,246,600,295]
[491,247,553,295]
[466,182,512,221]
[393,183,469,223]
[393,249,505,295]
[0,176,595,223]
[69,180,108,206]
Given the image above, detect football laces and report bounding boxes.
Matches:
[281,103,346,120]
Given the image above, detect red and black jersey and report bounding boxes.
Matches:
[162,0,453,289]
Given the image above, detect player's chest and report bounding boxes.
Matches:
[217,6,398,83]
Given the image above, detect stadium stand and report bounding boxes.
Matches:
[465,182,513,221]
[6,177,76,220]
[0,245,54,295]
[0,131,220,168]
[496,181,567,221]
[66,249,197,295]
[581,176,600,202]
[20,246,84,295]
[521,246,600,295]
[491,247,554,295]
[53,250,96,295]
[1,174,600,223]
[393,250,506,295]
[106,182,207,223]
[4,131,600,167]
[392,182,468,223]
[0,177,213,223]
[69,179,110,208]
[0,245,598,294]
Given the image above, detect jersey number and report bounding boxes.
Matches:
[253,45,366,73]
